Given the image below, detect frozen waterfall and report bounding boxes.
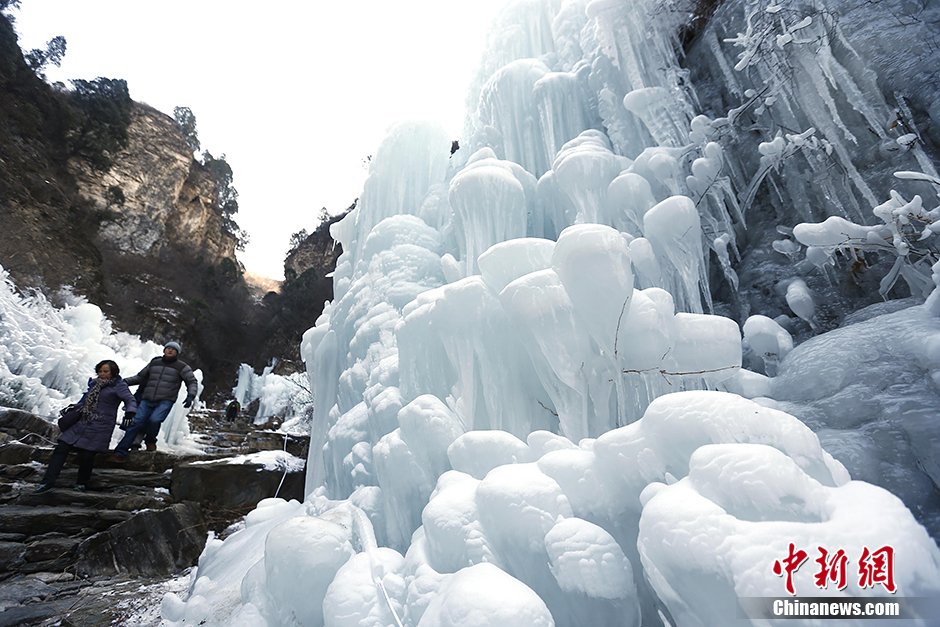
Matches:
[163,0,940,625]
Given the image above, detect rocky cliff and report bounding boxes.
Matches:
[258,206,351,368]
[283,206,350,283]
[0,13,260,395]
[70,102,238,266]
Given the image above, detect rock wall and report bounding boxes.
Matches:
[69,102,238,266]
[259,207,351,369]
[0,12,259,394]
[283,206,350,282]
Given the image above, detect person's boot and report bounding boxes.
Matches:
[108,451,128,463]
[33,483,53,494]
[146,442,157,452]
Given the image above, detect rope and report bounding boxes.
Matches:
[0,431,58,448]
[273,432,290,499]
[350,507,405,627]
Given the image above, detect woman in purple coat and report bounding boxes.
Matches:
[35,359,137,493]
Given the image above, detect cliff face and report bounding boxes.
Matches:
[0,14,98,295]
[283,209,348,283]
[68,103,260,395]
[0,13,260,395]
[259,207,350,369]
[69,102,238,266]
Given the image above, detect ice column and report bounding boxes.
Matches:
[606,172,656,236]
[448,149,535,275]
[478,59,554,176]
[552,224,633,356]
[622,87,691,148]
[643,195,709,313]
[500,269,609,441]
[352,123,452,260]
[398,275,558,438]
[533,67,599,161]
[551,131,631,224]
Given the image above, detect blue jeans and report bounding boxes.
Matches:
[115,399,174,454]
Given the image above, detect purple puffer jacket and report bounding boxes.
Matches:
[59,377,138,453]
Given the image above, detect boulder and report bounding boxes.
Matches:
[73,502,207,577]
[171,460,304,510]
[0,408,57,441]
[245,431,310,459]
[0,442,36,465]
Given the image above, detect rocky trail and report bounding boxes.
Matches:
[0,407,308,626]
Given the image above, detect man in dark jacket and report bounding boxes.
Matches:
[113,341,198,457]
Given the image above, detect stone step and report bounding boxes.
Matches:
[0,500,207,594]
[0,404,308,609]
[6,442,231,475]
[187,410,256,435]
[195,431,250,446]
[0,505,132,537]
[2,535,83,575]
[0,460,41,483]
[77,450,222,474]
[0,592,75,627]
[198,445,255,456]
[36,466,173,490]
[0,441,38,466]
[0,572,178,627]
[15,484,170,511]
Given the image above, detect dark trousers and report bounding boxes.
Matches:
[42,442,97,487]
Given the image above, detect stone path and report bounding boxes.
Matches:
[0,407,308,626]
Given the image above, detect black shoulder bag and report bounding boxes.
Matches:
[57,403,84,431]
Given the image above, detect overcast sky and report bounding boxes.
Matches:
[12,0,511,279]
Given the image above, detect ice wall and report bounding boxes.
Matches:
[165,0,940,625]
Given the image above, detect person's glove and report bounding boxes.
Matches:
[183,396,194,408]
[120,412,135,430]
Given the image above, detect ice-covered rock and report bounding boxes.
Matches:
[417,563,555,627]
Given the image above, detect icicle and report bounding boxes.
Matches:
[623,87,691,147]
[713,233,739,292]
[478,59,554,176]
[895,93,940,193]
[643,195,707,313]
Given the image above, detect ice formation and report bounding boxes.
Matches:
[1,0,935,624]
[0,267,202,452]
[161,0,940,622]
[233,362,313,429]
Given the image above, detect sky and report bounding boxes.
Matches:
[12,0,513,279]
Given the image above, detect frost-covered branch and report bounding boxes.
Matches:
[537,400,559,418]
[789,173,940,298]
[621,364,741,386]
